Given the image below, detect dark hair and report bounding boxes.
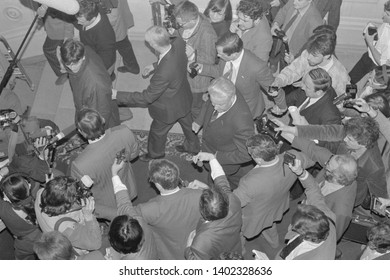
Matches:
[385,0,390,12]
[313,24,337,42]
[39,176,80,216]
[60,39,85,66]
[307,68,332,92]
[367,221,390,254]
[77,0,99,21]
[365,92,390,118]
[76,108,106,140]
[148,159,180,190]
[344,116,380,149]
[216,32,243,56]
[33,231,74,260]
[199,187,229,221]
[246,134,279,161]
[174,1,199,22]
[291,204,330,243]
[204,0,233,21]
[0,174,37,224]
[109,215,144,255]
[306,32,336,57]
[219,251,244,260]
[236,0,266,20]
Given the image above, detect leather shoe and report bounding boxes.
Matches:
[139,153,164,162]
[175,145,198,155]
[117,65,140,75]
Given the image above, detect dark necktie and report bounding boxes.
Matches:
[210,110,219,122]
[279,235,304,259]
[283,11,299,32]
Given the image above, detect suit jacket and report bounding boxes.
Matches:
[241,17,273,62]
[295,124,388,205]
[274,1,323,56]
[234,150,314,239]
[196,92,254,173]
[71,121,139,220]
[290,87,341,152]
[292,137,357,240]
[184,175,242,260]
[136,188,202,260]
[201,49,286,118]
[276,173,337,260]
[112,188,158,260]
[116,38,192,125]
[68,46,120,129]
[178,14,217,93]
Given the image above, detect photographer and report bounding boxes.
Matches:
[34,176,102,254]
[349,1,390,85]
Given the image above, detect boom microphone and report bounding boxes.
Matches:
[34,0,80,15]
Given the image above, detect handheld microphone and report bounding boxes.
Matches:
[34,0,80,15]
[47,132,65,147]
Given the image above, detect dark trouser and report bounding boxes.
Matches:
[148,112,200,158]
[116,36,139,69]
[43,36,63,77]
[191,91,206,121]
[349,52,376,85]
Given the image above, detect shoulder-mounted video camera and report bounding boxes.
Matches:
[163,3,181,30]
[0,109,19,128]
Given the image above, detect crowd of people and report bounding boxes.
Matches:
[1,0,390,260]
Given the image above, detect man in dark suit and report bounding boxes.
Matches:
[193,77,255,189]
[115,26,200,161]
[185,152,242,260]
[197,32,286,119]
[71,108,139,221]
[287,68,341,152]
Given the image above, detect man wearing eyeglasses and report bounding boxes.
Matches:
[172,1,218,121]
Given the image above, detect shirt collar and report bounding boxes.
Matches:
[88,133,105,144]
[85,13,101,31]
[319,55,335,72]
[231,50,244,69]
[256,156,280,168]
[158,44,172,64]
[161,187,180,196]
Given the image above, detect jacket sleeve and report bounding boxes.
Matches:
[116,70,169,108]
[300,172,336,223]
[61,218,102,251]
[296,124,346,142]
[84,84,113,125]
[216,126,254,165]
[375,111,390,143]
[292,137,333,167]
[274,51,309,87]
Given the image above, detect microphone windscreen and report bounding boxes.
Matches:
[34,0,80,15]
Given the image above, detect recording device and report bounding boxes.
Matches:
[163,3,180,30]
[116,148,127,164]
[33,0,80,15]
[255,114,281,143]
[0,109,19,127]
[274,29,290,53]
[189,50,198,79]
[81,175,94,189]
[75,180,93,203]
[370,196,390,218]
[178,178,189,189]
[367,26,378,36]
[333,84,358,105]
[283,151,296,166]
